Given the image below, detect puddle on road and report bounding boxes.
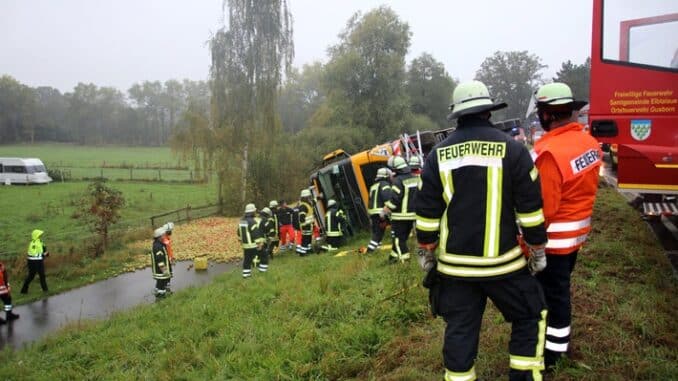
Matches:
[0,260,239,350]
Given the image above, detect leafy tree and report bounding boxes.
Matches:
[278,62,325,133]
[322,6,411,141]
[0,75,37,143]
[209,0,294,210]
[79,180,125,256]
[406,53,457,128]
[475,51,546,121]
[553,57,590,101]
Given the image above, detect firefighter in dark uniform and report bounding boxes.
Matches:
[268,200,281,257]
[237,203,264,278]
[415,80,548,380]
[321,199,346,251]
[366,167,392,252]
[296,189,314,256]
[151,226,172,297]
[384,156,418,263]
[258,207,275,271]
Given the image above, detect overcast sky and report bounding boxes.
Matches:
[0,0,593,94]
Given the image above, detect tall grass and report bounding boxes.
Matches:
[0,185,676,380]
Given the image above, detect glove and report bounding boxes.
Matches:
[378,207,388,219]
[526,244,547,275]
[43,251,50,258]
[416,242,438,272]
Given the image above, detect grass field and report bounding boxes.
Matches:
[0,144,220,304]
[0,185,675,380]
[0,143,179,168]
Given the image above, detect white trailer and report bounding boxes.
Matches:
[0,158,53,185]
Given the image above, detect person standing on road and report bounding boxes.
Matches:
[366,167,392,252]
[0,262,20,323]
[532,82,602,369]
[237,203,264,278]
[151,226,172,297]
[20,229,49,294]
[384,156,418,263]
[415,80,549,380]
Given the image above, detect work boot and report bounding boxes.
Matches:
[6,310,19,320]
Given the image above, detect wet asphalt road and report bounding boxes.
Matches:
[0,260,239,350]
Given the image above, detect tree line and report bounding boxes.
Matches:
[0,76,209,146]
[0,3,590,213]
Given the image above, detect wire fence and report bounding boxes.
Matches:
[49,166,213,183]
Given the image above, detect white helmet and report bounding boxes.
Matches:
[534,82,588,110]
[327,199,337,208]
[244,203,256,214]
[163,222,174,232]
[375,167,391,180]
[300,189,312,198]
[153,226,166,238]
[408,156,422,169]
[260,207,272,216]
[269,200,278,208]
[449,80,507,119]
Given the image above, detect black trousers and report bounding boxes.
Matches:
[439,269,547,380]
[322,235,342,251]
[367,215,387,251]
[242,247,258,277]
[390,220,413,260]
[21,259,48,293]
[155,278,170,293]
[0,294,12,310]
[297,233,312,255]
[536,251,578,365]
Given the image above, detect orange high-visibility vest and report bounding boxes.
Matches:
[534,122,602,255]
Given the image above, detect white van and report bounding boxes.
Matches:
[0,158,53,184]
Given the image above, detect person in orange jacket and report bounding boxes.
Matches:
[0,262,20,324]
[532,82,602,369]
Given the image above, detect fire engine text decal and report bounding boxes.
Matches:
[570,149,601,175]
[609,89,677,114]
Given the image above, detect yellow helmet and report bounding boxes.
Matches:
[449,80,507,119]
[535,82,587,110]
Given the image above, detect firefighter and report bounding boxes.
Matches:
[151,226,172,297]
[296,189,315,256]
[237,203,265,278]
[277,200,295,251]
[532,82,602,369]
[384,156,418,263]
[258,207,274,271]
[20,229,49,294]
[0,261,20,324]
[268,200,281,256]
[366,167,392,252]
[321,199,346,251]
[415,80,548,380]
[162,222,175,266]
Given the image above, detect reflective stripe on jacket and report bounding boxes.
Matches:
[534,122,601,255]
[368,180,391,215]
[325,207,344,237]
[237,215,264,249]
[385,173,418,221]
[415,117,547,279]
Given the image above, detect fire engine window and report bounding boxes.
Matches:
[602,0,678,70]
